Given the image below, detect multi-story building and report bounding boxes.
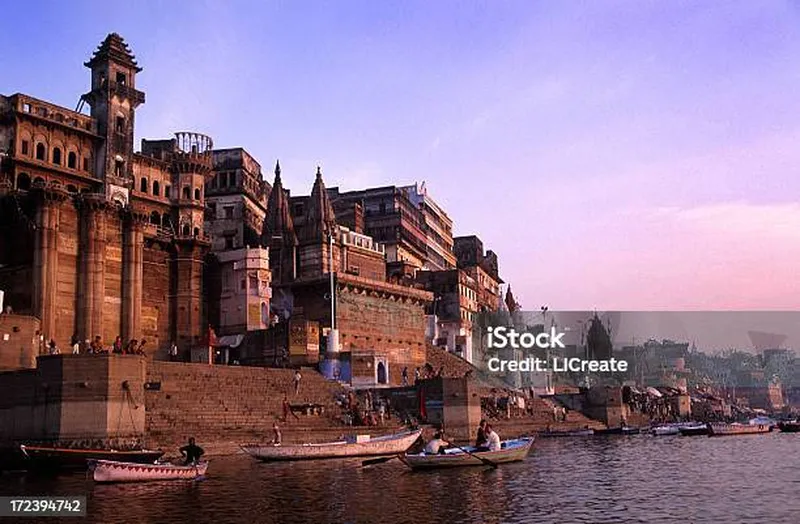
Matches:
[416,269,479,363]
[0,34,211,357]
[453,235,502,312]
[327,185,429,270]
[206,148,270,252]
[402,182,456,271]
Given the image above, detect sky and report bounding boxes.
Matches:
[3,1,800,310]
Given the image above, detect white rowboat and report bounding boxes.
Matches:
[90,459,208,483]
[401,437,534,470]
[241,429,423,461]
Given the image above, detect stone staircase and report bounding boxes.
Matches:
[144,362,373,454]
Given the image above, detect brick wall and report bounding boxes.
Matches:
[0,314,40,371]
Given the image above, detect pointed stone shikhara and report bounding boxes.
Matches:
[84,32,142,72]
[261,160,298,247]
[302,166,337,242]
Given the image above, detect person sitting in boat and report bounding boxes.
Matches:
[475,419,488,449]
[180,437,205,465]
[424,431,449,455]
[485,424,501,452]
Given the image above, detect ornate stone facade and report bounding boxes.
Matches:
[0,34,211,357]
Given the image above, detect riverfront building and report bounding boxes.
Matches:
[0,34,210,358]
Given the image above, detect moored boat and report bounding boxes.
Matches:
[651,425,680,436]
[241,429,422,461]
[19,445,164,469]
[777,421,800,433]
[538,428,594,438]
[401,437,534,470]
[707,423,772,437]
[90,459,208,483]
[678,424,709,436]
[595,426,640,436]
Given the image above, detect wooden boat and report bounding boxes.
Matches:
[401,437,534,470]
[19,445,164,469]
[241,429,422,461]
[651,425,680,436]
[89,459,208,483]
[594,426,640,436]
[707,423,772,437]
[777,421,800,433]
[678,424,709,436]
[538,428,594,438]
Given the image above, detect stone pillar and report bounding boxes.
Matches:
[32,186,68,343]
[174,240,207,349]
[122,207,147,343]
[78,195,109,342]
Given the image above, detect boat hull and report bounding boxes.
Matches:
[708,423,772,437]
[401,438,534,470]
[651,426,680,436]
[90,459,208,483]
[241,429,422,461]
[678,425,709,436]
[777,422,800,433]
[19,445,164,469]
[539,429,594,438]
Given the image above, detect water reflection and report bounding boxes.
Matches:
[2,434,800,523]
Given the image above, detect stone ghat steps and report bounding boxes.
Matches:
[144,363,349,444]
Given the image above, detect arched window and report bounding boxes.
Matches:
[140,178,148,193]
[67,152,77,169]
[52,147,62,165]
[33,177,45,187]
[152,181,160,196]
[182,187,190,199]
[165,185,171,198]
[150,212,160,225]
[35,143,46,161]
[182,224,191,236]
[377,361,388,384]
[194,227,200,237]
[194,188,201,200]
[16,173,31,191]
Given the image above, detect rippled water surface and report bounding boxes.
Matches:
[2,433,800,523]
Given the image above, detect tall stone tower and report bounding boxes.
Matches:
[82,33,145,204]
[297,167,339,280]
[171,132,214,349]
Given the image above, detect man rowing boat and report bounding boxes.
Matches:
[424,432,449,455]
[180,437,205,465]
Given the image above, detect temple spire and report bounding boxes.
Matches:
[261,165,297,248]
[84,33,142,72]
[302,166,337,242]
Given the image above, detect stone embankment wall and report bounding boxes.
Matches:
[0,314,40,371]
[0,354,146,446]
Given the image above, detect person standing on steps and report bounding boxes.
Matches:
[294,369,302,395]
[282,394,299,422]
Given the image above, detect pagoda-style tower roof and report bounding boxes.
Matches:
[261,160,298,247]
[302,166,337,242]
[84,32,142,72]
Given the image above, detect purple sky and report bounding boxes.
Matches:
[3,1,800,310]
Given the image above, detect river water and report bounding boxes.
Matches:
[2,432,799,523]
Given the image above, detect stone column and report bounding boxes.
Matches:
[173,240,207,349]
[122,207,147,343]
[78,195,109,342]
[32,185,68,343]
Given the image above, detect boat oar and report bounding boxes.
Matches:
[361,455,400,467]
[449,443,498,469]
